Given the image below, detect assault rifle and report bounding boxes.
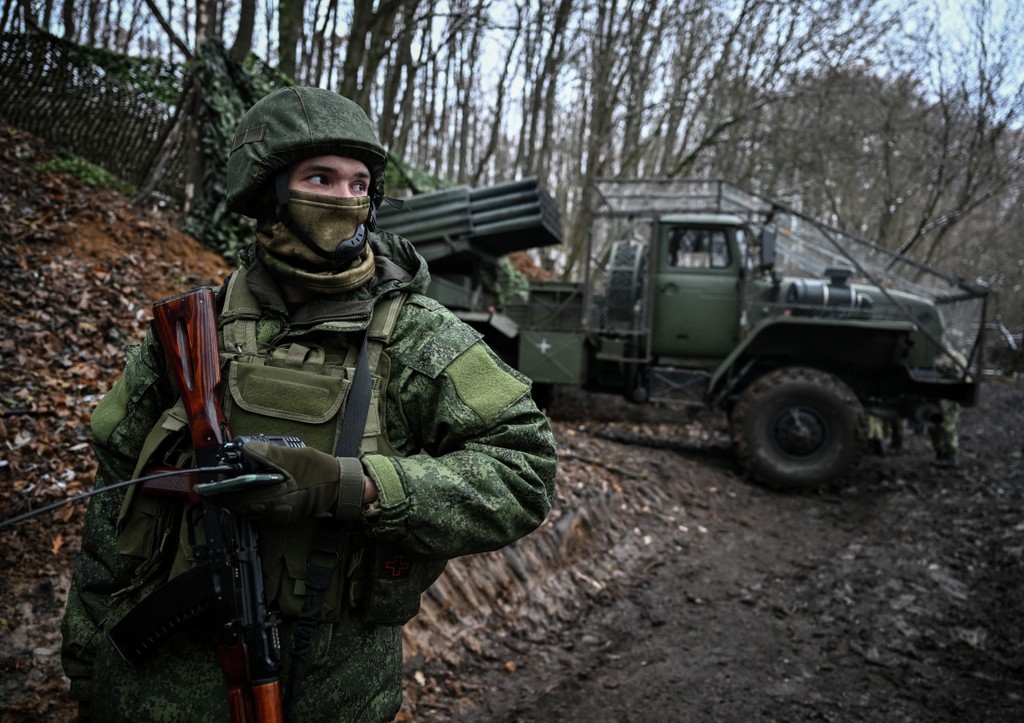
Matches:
[105,288,286,723]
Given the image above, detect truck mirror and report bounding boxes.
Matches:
[760,224,777,270]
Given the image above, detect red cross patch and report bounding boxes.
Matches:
[381,554,411,578]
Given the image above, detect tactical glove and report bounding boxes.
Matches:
[211,440,366,525]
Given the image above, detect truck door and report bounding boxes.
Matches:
[651,224,741,360]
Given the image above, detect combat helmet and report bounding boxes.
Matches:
[227,86,388,218]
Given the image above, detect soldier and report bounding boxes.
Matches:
[866,414,888,456]
[930,348,967,468]
[930,399,960,467]
[866,414,902,456]
[61,86,558,721]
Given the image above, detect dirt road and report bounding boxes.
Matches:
[428,380,1024,722]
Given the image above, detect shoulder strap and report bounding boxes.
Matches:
[336,330,371,459]
[284,292,406,719]
[365,291,407,378]
[220,267,262,355]
[367,291,407,342]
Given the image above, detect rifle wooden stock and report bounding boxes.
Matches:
[132,287,284,723]
[151,287,229,456]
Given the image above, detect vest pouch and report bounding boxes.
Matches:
[361,547,447,625]
[224,360,349,452]
[266,524,350,622]
[115,402,190,592]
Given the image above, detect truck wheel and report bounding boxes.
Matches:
[731,367,865,490]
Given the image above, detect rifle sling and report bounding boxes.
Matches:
[283,328,372,720]
[106,562,217,668]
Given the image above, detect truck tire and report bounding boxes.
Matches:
[731,367,865,490]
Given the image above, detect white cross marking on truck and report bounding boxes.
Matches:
[537,338,552,354]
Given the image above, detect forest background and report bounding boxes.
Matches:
[2,0,1022,334]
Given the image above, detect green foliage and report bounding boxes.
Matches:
[38,153,137,194]
[181,40,291,258]
[490,256,530,309]
[385,156,448,196]
[75,42,185,106]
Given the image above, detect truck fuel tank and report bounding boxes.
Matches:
[785,267,874,318]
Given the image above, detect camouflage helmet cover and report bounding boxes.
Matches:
[226,86,388,218]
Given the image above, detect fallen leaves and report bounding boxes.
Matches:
[0,123,229,542]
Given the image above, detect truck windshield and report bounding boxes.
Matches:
[667,227,731,269]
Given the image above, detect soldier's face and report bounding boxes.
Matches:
[288,155,371,198]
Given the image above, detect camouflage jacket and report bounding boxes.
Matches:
[60,231,558,721]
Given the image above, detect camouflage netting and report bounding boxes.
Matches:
[179,38,290,257]
[0,32,188,200]
[0,31,438,258]
[0,31,286,255]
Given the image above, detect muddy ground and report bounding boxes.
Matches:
[439,379,1024,722]
[1,123,1023,721]
[5,381,1023,722]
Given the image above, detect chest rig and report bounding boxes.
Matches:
[218,266,404,459]
[215,266,406,621]
[219,267,410,715]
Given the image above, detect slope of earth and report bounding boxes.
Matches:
[0,123,233,721]
[1,122,1022,723]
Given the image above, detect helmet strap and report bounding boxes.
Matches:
[372,195,406,232]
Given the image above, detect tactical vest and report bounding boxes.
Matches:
[116,266,442,625]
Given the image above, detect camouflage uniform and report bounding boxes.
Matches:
[930,399,959,466]
[866,414,903,456]
[61,88,558,721]
[930,349,966,467]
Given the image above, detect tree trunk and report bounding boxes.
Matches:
[377,1,417,151]
[307,0,337,86]
[142,0,192,59]
[61,0,75,38]
[340,0,408,108]
[278,0,305,80]
[230,0,256,59]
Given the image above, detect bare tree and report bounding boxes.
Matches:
[302,0,338,85]
[754,0,1023,280]
[278,0,305,79]
[897,0,1024,266]
[518,0,574,182]
[60,0,75,38]
[230,0,256,59]
[337,0,413,110]
[471,3,525,184]
[142,0,192,58]
[377,1,423,158]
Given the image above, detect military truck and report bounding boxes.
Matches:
[380,178,987,490]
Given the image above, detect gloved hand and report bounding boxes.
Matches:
[210,440,366,524]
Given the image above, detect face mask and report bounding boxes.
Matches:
[256,241,376,295]
[259,190,371,271]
